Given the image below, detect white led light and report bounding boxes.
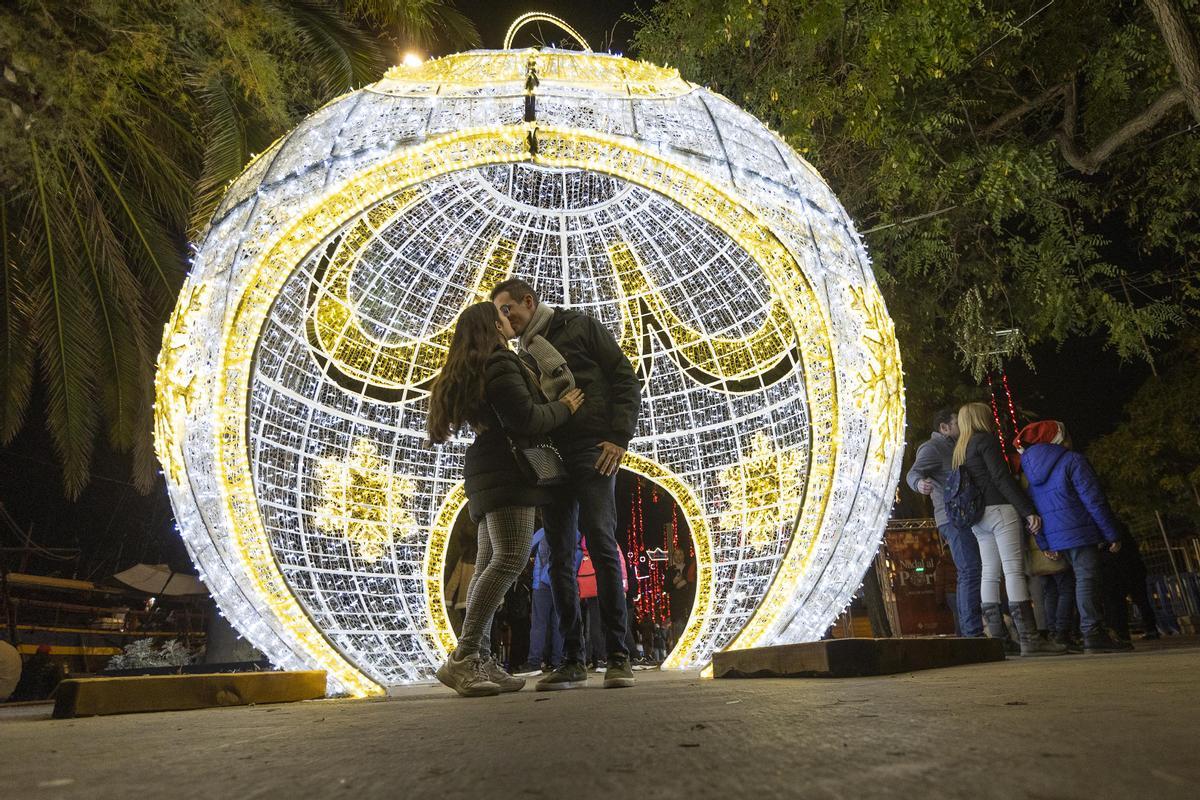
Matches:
[155,48,904,696]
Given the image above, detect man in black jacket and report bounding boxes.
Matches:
[491,278,641,690]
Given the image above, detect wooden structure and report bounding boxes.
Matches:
[713,637,1005,679]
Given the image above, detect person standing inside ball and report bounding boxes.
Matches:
[490,278,641,690]
[427,302,585,697]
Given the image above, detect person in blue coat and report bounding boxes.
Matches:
[1015,420,1129,654]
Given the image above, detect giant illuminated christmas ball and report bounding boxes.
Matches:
[155,26,905,696]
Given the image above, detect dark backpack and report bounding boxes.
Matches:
[944,466,985,528]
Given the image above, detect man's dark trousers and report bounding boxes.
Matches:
[544,447,630,662]
[939,521,984,637]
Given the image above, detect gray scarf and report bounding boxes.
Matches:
[519,303,575,400]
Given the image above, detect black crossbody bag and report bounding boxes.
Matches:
[488,404,568,486]
[488,357,569,487]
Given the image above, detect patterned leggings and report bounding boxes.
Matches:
[456,505,536,658]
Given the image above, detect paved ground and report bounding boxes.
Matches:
[2,642,1198,800]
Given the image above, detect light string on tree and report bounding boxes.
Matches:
[987,372,1010,466]
[629,477,648,620]
[1001,372,1020,437]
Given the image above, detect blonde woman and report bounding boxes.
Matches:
[952,403,1066,657]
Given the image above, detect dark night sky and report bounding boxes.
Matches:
[0,1,1155,575]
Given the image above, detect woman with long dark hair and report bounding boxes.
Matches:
[427,302,583,696]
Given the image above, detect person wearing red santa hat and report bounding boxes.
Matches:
[1016,420,1130,654]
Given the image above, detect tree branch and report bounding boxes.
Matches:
[1145,0,1200,124]
[1056,81,1187,173]
[982,82,1068,136]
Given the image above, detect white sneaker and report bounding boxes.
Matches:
[436,651,501,697]
[480,658,526,692]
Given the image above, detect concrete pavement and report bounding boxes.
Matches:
[2,643,1198,799]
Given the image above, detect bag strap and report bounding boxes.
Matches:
[487,399,522,452]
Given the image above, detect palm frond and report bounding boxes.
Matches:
[27,142,101,499]
[128,358,160,495]
[103,111,194,230]
[425,4,481,48]
[80,138,177,300]
[287,0,385,93]
[190,74,251,234]
[0,198,35,443]
[111,183,185,315]
[341,0,481,48]
[342,0,431,37]
[62,149,150,452]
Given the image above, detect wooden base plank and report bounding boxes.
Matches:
[713,637,1005,679]
[52,670,327,718]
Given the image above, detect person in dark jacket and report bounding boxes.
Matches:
[427,302,584,697]
[1016,420,1130,654]
[491,277,641,691]
[1100,523,1161,641]
[906,406,984,637]
[952,402,1065,656]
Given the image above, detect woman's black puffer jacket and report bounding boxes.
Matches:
[961,432,1036,518]
[463,346,570,521]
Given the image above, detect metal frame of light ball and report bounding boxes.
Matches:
[155,58,906,697]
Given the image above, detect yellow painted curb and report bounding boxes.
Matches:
[52,671,327,718]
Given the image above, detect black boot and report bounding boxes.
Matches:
[1084,629,1133,654]
[1011,601,1068,657]
[1052,630,1082,653]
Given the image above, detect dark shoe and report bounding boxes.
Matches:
[512,662,542,677]
[603,654,635,689]
[1011,601,1067,657]
[436,651,501,697]
[1084,630,1131,654]
[1053,630,1082,653]
[1139,630,1161,641]
[535,660,588,691]
[480,657,526,692]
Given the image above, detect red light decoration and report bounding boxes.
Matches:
[986,372,1009,465]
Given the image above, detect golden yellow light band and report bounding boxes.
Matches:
[608,241,795,384]
[620,453,716,670]
[381,51,692,99]
[503,12,592,51]
[420,454,718,670]
[311,193,517,389]
[208,124,836,690]
[528,128,840,655]
[423,483,469,657]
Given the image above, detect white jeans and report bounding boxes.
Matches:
[971,505,1030,604]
